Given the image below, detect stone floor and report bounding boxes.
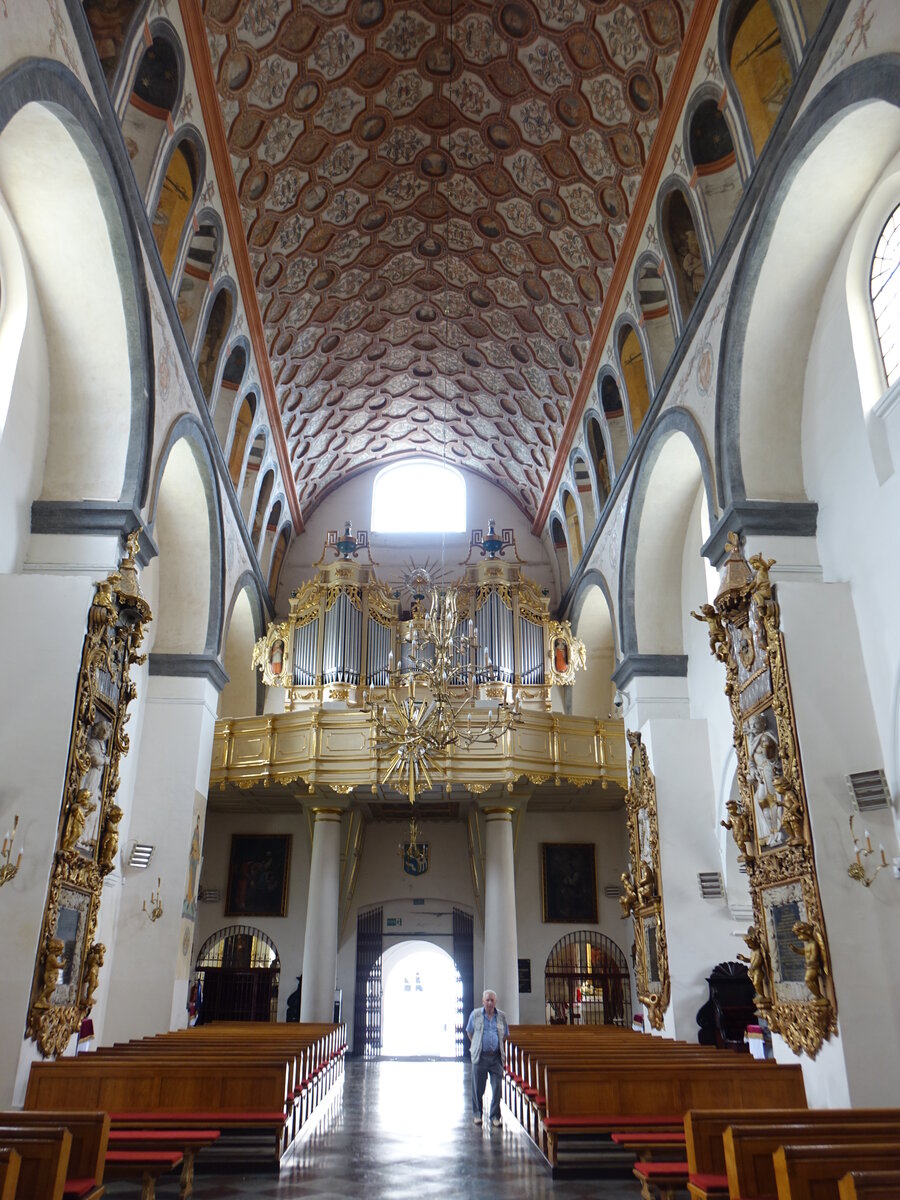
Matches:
[104,1058,644,1198]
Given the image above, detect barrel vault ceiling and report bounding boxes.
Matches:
[201,0,693,521]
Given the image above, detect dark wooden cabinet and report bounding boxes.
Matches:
[696,961,755,1051]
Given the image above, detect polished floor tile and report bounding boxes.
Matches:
[104,1059,644,1198]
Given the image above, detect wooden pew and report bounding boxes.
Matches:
[107,1129,219,1199]
[0,1149,20,1200]
[774,1144,900,1200]
[838,1169,900,1200]
[104,1148,181,1200]
[0,1111,107,1200]
[724,1120,900,1199]
[0,1126,71,1200]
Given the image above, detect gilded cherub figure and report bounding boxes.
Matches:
[619,871,638,918]
[748,554,777,618]
[721,798,755,861]
[99,804,123,875]
[737,925,770,1002]
[791,921,829,1004]
[61,788,97,853]
[773,776,804,845]
[691,603,729,662]
[35,938,66,1007]
[637,858,656,907]
[81,943,105,1008]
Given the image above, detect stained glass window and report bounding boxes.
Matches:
[870,205,900,388]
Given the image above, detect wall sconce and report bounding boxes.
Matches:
[142,877,163,922]
[0,816,23,887]
[847,814,890,888]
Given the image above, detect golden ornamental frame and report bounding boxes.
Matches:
[547,619,587,687]
[27,532,151,1057]
[620,731,670,1030]
[252,619,293,688]
[693,534,837,1058]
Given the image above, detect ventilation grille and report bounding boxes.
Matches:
[198,887,221,903]
[127,843,154,869]
[846,770,892,812]
[698,871,724,899]
[729,902,753,922]
[603,884,623,899]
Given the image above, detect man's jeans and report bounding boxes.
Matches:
[472,1050,502,1119]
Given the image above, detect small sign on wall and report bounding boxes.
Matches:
[518,958,532,994]
[386,917,402,927]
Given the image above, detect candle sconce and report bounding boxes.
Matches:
[1,816,23,887]
[142,877,163,922]
[847,814,890,888]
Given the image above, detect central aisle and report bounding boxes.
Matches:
[181,1058,643,1199]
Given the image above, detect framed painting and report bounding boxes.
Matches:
[540,842,598,923]
[225,834,292,918]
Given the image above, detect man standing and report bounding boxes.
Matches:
[465,988,509,1128]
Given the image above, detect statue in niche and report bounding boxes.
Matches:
[745,712,781,845]
[35,938,66,1008]
[81,943,105,1008]
[791,921,828,1004]
[99,804,123,875]
[773,776,804,845]
[77,717,112,852]
[619,871,638,918]
[721,798,755,862]
[737,926,770,1002]
[62,789,97,853]
[678,228,705,295]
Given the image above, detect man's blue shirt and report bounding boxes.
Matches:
[466,1007,500,1053]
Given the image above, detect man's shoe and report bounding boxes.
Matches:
[491,1117,502,1127]
[473,1115,482,1125]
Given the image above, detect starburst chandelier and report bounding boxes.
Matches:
[362,585,522,805]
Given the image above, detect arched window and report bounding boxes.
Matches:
[572,454,597,533]
[371,460,466,533]
[213,343,247,443]
[550,515,570,593]
[122,35,181,197]
[84,0,141,83]
[176,216,220,348]
[636,261,675,383]
[586,418,610,505]
[197,286,234,400]
[618,323,651,435]
[151,137,199,279]
[600,373,629,473]
[563,490,583,564]
[662,187,706,322]
[871,204,900,389]
[229,392,257,487]
[726,0,792,158]
[251,468,274,550]
[688,99,742,247]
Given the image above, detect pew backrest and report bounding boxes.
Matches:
[0,1125,71,1200]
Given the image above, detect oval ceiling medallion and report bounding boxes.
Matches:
[415,305,437,323]
[224,51,252,92]
[416,236,443,259]
[576,271,601,303]
[522,276,546,303]
[420,150,450,179]
[558,343,577,368]
[367,345,386,361]
[499,3,532,38]
[293,81,320,113]
[510,344,529,364]
[469,287,491,309]
[320,333,340,353]
[355,0,385,29]
[412,366,433,378]
[486,121,515,150]
[599,185,626,221]
[260,260,282,288]
[301,183,329,214]
[358,114,387,142]
[555,92,586,130]
[311,267,336,291]
[461,349,482,368]
[423,42,456,77]
[245,169,268,201]
[364,279,387,301]
[627,71,657,115]
[361,206,388,232]
[537,197,564,226]
[476,214,501,239]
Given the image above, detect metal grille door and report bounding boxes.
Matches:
[544,930,631,1026]
[453,907,474,1059]
[354,906,383,1057]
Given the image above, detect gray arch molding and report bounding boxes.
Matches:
[0,58,155,524]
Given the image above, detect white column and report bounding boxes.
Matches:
[299,807,342,1023]
[482,806,519,1023]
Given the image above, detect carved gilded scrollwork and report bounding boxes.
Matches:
[692,533,837,1058]
[622,731,670,1031]
[547,619,587,687]
[252,619,293,688]
[27,531,151,1058]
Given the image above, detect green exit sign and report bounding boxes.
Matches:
[386,917,402,927]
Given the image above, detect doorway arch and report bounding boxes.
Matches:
[194,925,280,1023]
[544,931,632,1026]
[380,941,462,1059]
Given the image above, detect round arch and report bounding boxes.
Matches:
[544,931,631,1026]
[194,924,280,1024]
[568,570,618,721]
[220,569,267,718]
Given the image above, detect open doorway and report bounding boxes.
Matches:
[380,941,461,1058]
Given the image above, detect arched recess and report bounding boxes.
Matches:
[585,414,611,508]
[616,320,652,436]
[722,0,794,159]
[0,65,153,514]
[251,468,275,552]
[229,390,257,487]
[635,256,676,386]
[212,339,248,445]
[569,570,617,720]
[195,925,280,1023]
[268,524,290,601]
[716,63,900,508]
[260,498,283,580]
[220,572,265,719]
[598,371,630,473]
[149,417,224,656]
[197,282,235,401]
[83,0,144,86]
[544,931,631,1026]
[150,130,203,280]
[240,429,267,520]
[550,515,570,594]
[562,489,583,566]
[121,30,182,198]
[571,452,597,535]
[686,92,743,248]
[660,184,708,324]
[175,209,221,350]
[619,411,716,657]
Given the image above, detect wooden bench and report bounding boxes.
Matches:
[108,1129,219,1199]
[774,1143,900,1200]
[0,1110,108,1200]
[0,1149,19,1200]
[724,1120,900,1199]
[0,1126,71,1200]
[838,1169,900,1200]
[104,1148,182,1200]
